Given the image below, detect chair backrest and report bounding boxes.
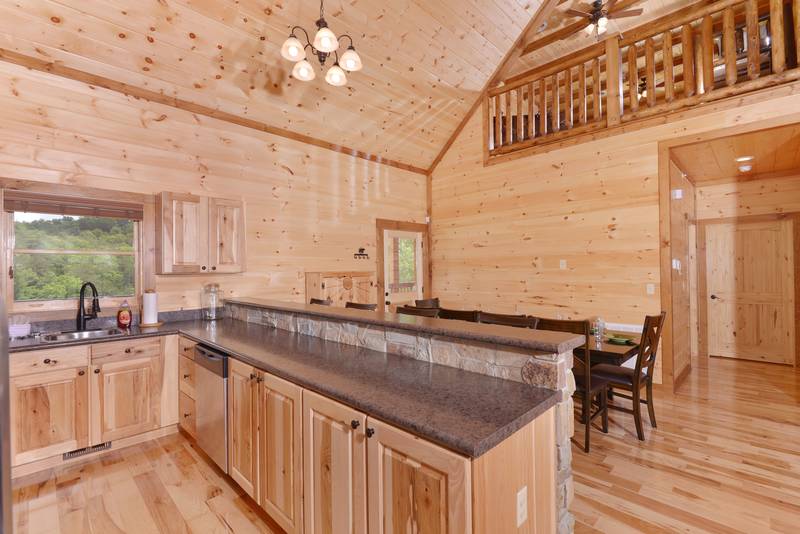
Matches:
[396,306,439,318]
[345,302,377,311]
[634,312,667,381]
[309,298,332,306]
[478,311,538,329]
[536,317,591,388]
[438,308,479,322]
[414,298,440,309]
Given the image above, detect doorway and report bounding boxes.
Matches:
[375,219,430,312]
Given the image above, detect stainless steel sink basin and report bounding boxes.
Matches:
[41,328,125,343]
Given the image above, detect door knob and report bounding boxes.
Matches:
[710,294,719,300]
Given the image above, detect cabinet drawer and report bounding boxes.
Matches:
[179,355,195,398]
[179,391,196,437]
[91,337,161,362]
[179,336,197,360]
[10,345,90,377]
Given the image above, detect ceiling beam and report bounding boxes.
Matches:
[0,48,428,176]
[426,0,561,176]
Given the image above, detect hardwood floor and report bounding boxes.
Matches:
[11,431,281,534]
[573,357,800,533]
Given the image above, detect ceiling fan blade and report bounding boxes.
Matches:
[605,0,620,9]
[566,8,593,18]
[609,8,644,18]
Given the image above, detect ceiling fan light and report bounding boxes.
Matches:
[325,63,347,86]
[584,23,596,35]
[313,26,339,53]
[281,35,306,62]
[292,59,316,81]
[597,15,609,29]
[340,46,363,72]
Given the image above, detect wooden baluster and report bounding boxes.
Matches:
[551,73,560,133]
[539,78,547,136]
[770,0,786,74]
[578,63,587,125]
[628,44,639,113]
[517,87,525,141]
[493,95,502,147]
[606,38,622,125]
[795,0,800,66]
[527,82,535,140]
[505,90,513,144]
[682,24,696,97]
[664,31,675,102]
[701,15,714,93]
[592,58,602,120]
[745,0,760,79]
[723,8,737,86]
[644,37,656,107]
[564,68,573,129]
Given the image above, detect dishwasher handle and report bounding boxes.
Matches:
[194,344,228,378]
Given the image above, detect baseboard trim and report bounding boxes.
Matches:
[674,362,692,391]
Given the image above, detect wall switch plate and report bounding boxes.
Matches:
[671,188,684,200]
[516,486,528,527]
[559,259,567,270]
[646,283,656,295]
[672,258,682,271]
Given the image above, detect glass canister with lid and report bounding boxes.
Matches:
[202,283,220,321]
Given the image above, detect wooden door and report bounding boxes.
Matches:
[260,373,303,534]
[228,358,259,499]
[156,192,209,274]
[303,390,367,534]
[702,218,796,365]
[376,219,429,312]
[9,367,89,466]
[366,418,471,534]
[90,351,163,444]
[208,197,245,273]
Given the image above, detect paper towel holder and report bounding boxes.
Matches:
[140,289,163,328]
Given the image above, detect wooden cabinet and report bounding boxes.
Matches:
[9,362,89,467]
[178,337,197,437]
[303,390,368,534]
[156,192,245,274]
[228,358,259,499]
[305,271,376,306]
[367,418,471,534]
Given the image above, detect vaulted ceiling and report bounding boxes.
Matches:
[0,0,545,171]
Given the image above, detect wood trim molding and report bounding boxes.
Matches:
[426,0,561,175]
[375,219,431,307]
[0,48,428,176]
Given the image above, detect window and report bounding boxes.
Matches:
[389,237,418,293]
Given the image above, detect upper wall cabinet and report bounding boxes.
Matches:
[156,193,245,274]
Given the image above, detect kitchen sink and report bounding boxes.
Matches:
[41,328,126,343]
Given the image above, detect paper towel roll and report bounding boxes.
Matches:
[142,290,159,325]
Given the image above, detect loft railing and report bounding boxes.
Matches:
[486,0,800,159]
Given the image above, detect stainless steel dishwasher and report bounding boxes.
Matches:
[194,344,229,473]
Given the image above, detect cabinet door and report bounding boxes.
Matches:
[352,276,375,304]
[260,373,303,534]
[90,353,162,444]
[303,390,367,534]
[157,192,209,274]
[208,197,245,273]
[9,367,89,466]
[367,418,471,534]
[228,358,259,499]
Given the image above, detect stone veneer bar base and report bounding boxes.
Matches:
[227,302,576,533]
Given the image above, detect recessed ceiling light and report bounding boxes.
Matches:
[736,156,754,163]
[738,164,753,173]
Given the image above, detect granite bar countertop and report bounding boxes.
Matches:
[9,319,559,458]
[227,297,585,354]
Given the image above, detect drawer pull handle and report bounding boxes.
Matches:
[249,373,257,381]
[183,413,191,418]
[78,370,85,376]
[351,420,360,430]
[183,374,191,379]
[43,358,51,364]
[125,348,132,354]
[183,346,192,352]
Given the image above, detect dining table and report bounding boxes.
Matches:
[576,335,641,366]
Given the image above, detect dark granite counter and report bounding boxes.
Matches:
[9,319,558,458]
[227,297,585,354]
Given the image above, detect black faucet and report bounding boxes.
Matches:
[76,282,101,331]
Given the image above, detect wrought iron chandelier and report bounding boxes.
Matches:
[280,0,363,86]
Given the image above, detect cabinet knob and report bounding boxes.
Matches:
[201,266,207,271]
[124,348,132,354]
[78,370,85,376]
[183,374,191,379]
[183,346,192,352]
[211,266,217,271]
[43,358,51,364]
[366,428,375,438]
[351,420,360,430]
[94,368,100,374]
[256,376,264,383]
[249,373,257,381]
[183,413,191,418]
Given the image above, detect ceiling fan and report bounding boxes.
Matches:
[566,0,644,37]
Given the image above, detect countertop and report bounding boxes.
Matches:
[9,319,559,458]
[227,297,585,354]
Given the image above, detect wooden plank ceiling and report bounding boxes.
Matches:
[0,0,543,171]
[671,123,800,184]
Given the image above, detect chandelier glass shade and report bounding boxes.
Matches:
[280,0,362,86]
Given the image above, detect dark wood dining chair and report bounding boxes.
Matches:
[590,312,666,441]
[396,306,439,318]
[537,317,609,453]
[345,302,377,311]
[414,298,440,309]
[309,298,332,306]
[437,308,478,322]
[478,311,538,329]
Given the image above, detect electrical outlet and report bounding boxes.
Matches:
[516,486,528,527]
[559,259,567,270]
[646,283,656,295]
